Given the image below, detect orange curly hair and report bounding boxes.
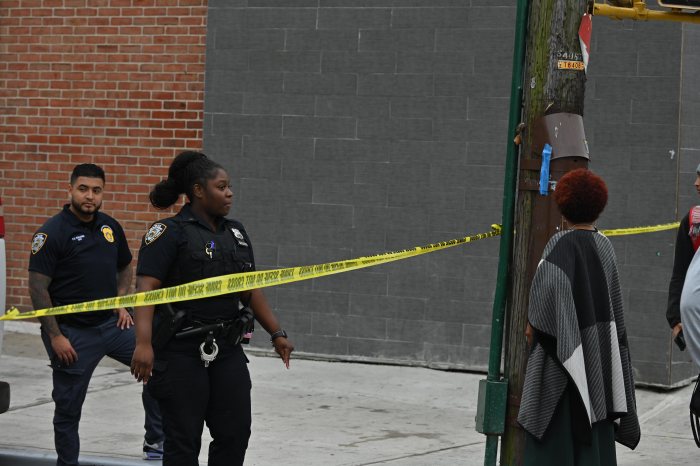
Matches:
[553,168,608,223]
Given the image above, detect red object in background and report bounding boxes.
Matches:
[0,197,4,238]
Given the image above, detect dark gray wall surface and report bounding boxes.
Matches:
[203,1,699,386]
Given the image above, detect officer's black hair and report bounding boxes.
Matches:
[70,164,105,184]
[149,151,224,209]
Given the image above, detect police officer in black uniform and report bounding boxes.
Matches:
[130,151,294,466]
[28,163,163,466]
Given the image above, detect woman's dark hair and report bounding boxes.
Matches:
[149,151,224,209]
[553,168,608,224]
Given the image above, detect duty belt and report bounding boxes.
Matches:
[174,307,255,367]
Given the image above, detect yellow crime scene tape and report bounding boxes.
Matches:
[1,220,681,321]
[2,225,503,321]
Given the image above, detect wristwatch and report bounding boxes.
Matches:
[270,329,287,343]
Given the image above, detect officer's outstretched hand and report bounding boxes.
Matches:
[273,337,294,369]
[131,343,154,383]
[115,308,134,330]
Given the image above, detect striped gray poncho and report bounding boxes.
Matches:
[517,229,640,449]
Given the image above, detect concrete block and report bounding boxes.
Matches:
[243,136,314,160]
[388,184,465,210]
[312,182,388,207]
[467,142,507,166]
[347,339,423,360]
[312,313,341,336]
[206,50,249,71]
[284,72,357,95]
[357,118,432,141]
[354,161,430,185]
[212,114,283,137]
[315,272,389,296]
[249,0,317,6]
[245,8,318,29]
[209,71,284,94]
[390,96,466,119]
[349,294,426,320]
[466,6,516,29]
[397,51,473,74]
[467,97,509,121]
[322,51,397,73]
[436,29,513,54]
[392,8,468,28]
[243,93,315,116]
[228,156,282,180]
[204,92,244,114]
[358,74,433,97]
[315,96,391,118]
[354,205,430,230]
[282,159,356,183]
[388,319,463,345]
[285,29,359,51]
[249,51,321,72]
[359,28,435,52]
[314,138,391,162]
[318,8,391,29]
[292,334,350,356]
[276,289,350,314]
[280,204,355,227]
[338,316,387,340]
[282,116,356,138]
[238,179,312,205]
[214,28,284,50]
[390,140,467,164]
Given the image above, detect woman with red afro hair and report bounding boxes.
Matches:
[519,168,640,466]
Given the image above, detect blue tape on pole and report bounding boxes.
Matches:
[539,143,552,196]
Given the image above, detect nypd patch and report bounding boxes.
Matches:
[31,233,48,255]
[145,223,167,245]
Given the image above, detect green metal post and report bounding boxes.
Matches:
[482,0,530,464]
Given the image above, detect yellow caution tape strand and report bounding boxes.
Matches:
[1,220,682,321]
[599,221,679,237]
[2,225,503,321]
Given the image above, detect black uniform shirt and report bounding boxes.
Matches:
[28,204,132,326]
[137,204,255,322]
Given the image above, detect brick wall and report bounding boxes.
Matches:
[0,0,208,310]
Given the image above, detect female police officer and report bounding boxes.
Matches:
[130,151,294,466]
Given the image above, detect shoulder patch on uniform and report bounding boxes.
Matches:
[101,225,115,243]
[145,223,167,245]
[31,233,48,255]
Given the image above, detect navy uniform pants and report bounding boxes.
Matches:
[148,338,252,466]
[41,315,163,466]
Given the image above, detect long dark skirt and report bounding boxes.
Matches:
[523,388,617,466]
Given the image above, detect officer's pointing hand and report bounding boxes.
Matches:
[273,338,294,369]
[131,343,154,383]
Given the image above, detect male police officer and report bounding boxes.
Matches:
[28,164,163,465]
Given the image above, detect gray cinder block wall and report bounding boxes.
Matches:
[203,1,699,386]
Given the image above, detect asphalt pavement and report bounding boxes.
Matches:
[0,322,698,466]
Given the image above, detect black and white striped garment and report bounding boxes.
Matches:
[517,229,641,450]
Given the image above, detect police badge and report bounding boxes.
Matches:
[230,228,248,247]
[31,233,48,255]
[101,225,115,243]
[145,223,167,245]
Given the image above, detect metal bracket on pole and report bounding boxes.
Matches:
[475,378,508,435]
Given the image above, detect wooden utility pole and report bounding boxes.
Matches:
[500,1,591,464]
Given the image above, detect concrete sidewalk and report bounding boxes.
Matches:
[0,326,698,466]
